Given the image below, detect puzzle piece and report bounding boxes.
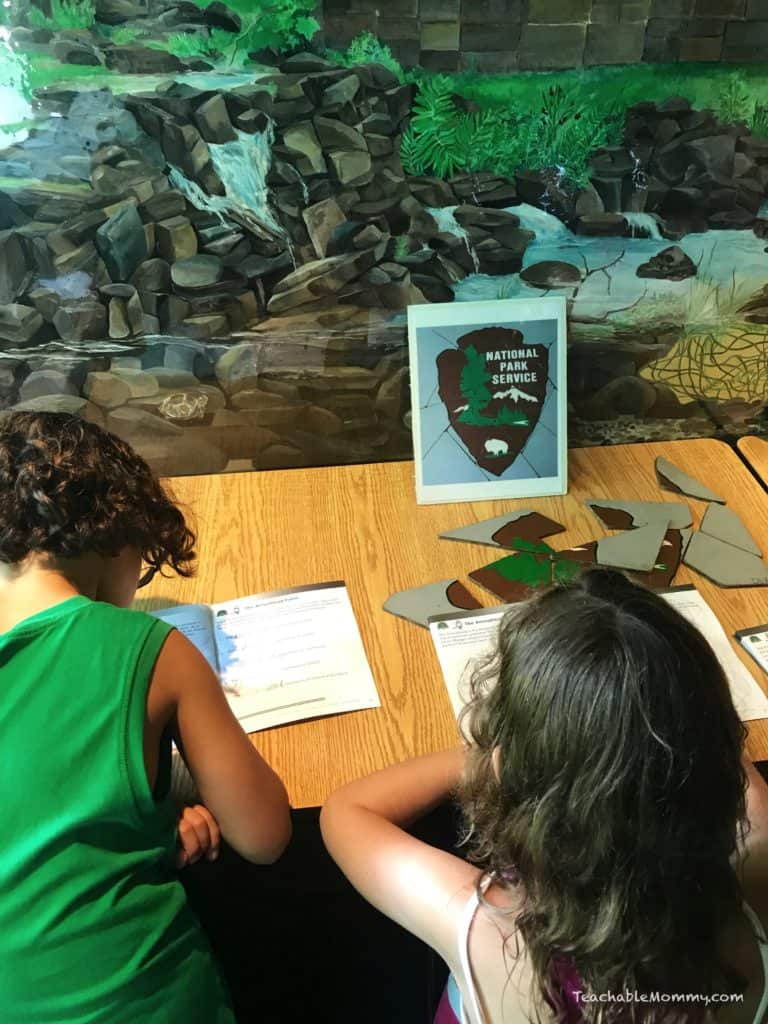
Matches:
[699,503,761,556]
[655,457,725,504]
[553,532,682,589]
[440,511,565,550]
[683,532,768,588]
[596,520,670,573]
[628,529,683,589]
[469,551,553,603]
[585,499,692,530]
[469,542,595,603]
[383,579,482,628]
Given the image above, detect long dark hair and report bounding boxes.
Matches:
[459,569,747,1022]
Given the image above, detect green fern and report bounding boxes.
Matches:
[400,126,427,175]
[752,102,768,138]
[402,76,463,178]
[28,0,95,29]
[717,72,751,125]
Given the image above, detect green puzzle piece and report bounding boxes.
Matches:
[506,537,555,555]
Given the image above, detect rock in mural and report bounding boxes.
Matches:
[0,1,766,473]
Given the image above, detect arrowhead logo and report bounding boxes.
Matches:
[436,327,549,477]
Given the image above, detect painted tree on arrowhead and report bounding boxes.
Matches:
[458,345,492,423]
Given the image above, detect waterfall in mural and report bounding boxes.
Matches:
[1,0,768,478]
[0,28,32,147]
[169,127,283,240]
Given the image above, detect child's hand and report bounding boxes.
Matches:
[176,804,221,869]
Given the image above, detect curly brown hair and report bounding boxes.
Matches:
[0,412,196,578]
[459,568,747,1023]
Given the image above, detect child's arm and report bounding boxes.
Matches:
[320,749,481,962]
[150,631,292,864]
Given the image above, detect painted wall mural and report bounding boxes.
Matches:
[0,0,766,476]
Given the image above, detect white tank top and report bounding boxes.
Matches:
[452,892,768,1024]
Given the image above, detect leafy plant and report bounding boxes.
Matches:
[401,78,620,187]
[327,31,402,79]
[27,0,95,29]
[108,26,138,45]
[393,234,411,260]
[521,85,622,187]
[751,102,768,138]
[165,29,236,62]
[237,0,319,55]
[165,1,318,66]
[454,108,514,174]
[401,75,462,177]
[717,72,751,125]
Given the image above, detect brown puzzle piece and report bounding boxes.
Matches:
[491,512,566,549]
[446,580,484,611]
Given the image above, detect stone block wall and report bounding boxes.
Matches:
[321,0,768,71]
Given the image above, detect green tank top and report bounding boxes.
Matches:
[0,596,235,1024]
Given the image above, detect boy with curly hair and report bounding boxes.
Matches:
[0,411,291,1024]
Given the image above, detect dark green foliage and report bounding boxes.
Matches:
[716,71,768,136]
[456,346,531,428]
[752,103,768,138]
[326,31,403,80]
[241,0,319,54]
[163,0,318,65]
[717,72,751,125]
[507,539,555,555]
[28,0,95,29]
[496,405,530,427]
[493,552,552,587]
[392,235,411,260]
[459,344,493,421]
[177,0,318,59]
[400,77,622,188]
[401,75,464,178]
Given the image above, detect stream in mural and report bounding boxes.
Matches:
[0,3,767,475]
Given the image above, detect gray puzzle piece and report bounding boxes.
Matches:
[439,510,564,550]
[586,499,692,530]
[683,531,768,588]
[383,579,482,629]
[596,520,670,572]
[655,457,725,504]
[680,527,694,559]
[699,503,761,556]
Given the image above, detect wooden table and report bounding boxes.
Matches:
[738,435,768,489]
[138,438,768,807]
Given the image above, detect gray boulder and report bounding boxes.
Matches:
[0,304,44,345]
[95,205,148,282]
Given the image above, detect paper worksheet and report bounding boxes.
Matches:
[662,585,768,721]
[429,606,508,718]
[430,586,768,722]
[152,581,380,730]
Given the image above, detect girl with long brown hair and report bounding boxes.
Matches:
[322,569,768,1024]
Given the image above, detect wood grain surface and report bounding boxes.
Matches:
[136,439,768,807]
[738,435,768,489]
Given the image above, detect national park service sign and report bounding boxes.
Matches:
[436,327,548,476]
